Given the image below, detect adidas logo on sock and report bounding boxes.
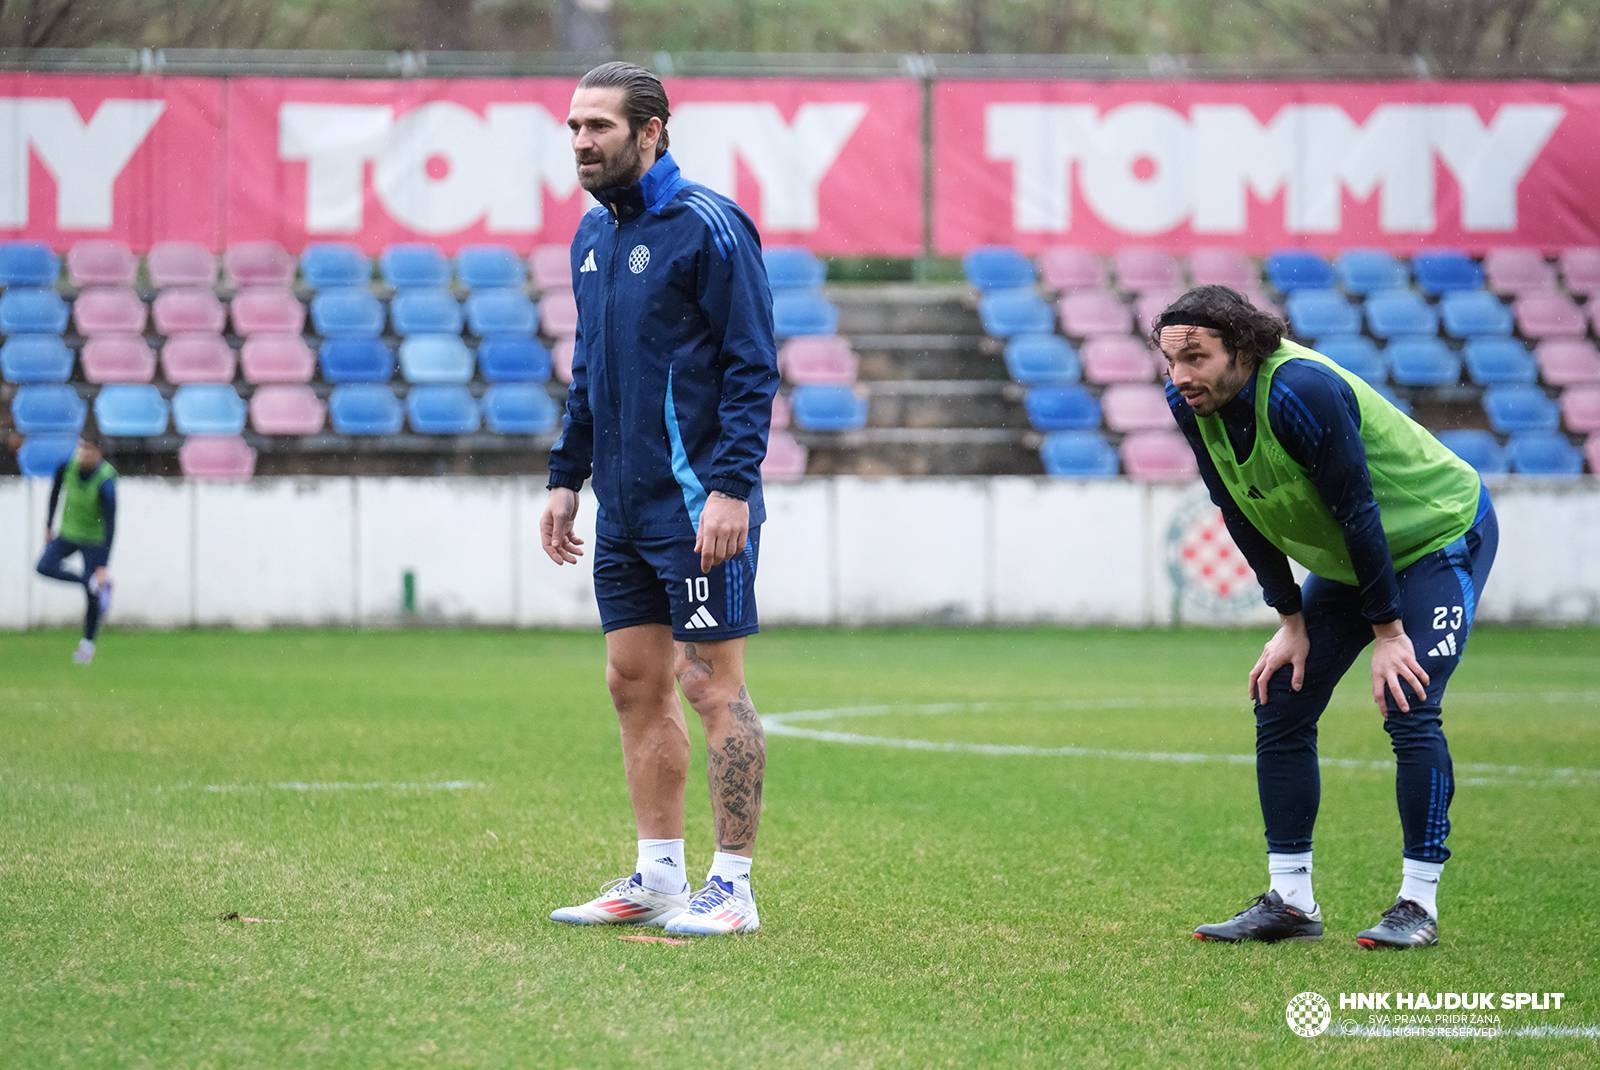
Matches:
[579,249,597,273]
[682,605,720,630]
[653,857,677,866]
[1426,633,1459,658]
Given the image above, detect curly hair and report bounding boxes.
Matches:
[1150,284,1286,367]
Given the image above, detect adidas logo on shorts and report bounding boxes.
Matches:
[682,605,720,630]
[1426,632,1458,657]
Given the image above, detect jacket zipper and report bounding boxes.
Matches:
[604,207,629,532]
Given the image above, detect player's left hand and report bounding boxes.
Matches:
[1370,625,1429,716]
[696,492,748,574]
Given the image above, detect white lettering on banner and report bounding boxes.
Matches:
[987,102,1565,236]
[0,99,164,229]
[278,99,865,235]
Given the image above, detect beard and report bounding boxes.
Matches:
[577,137,644,193]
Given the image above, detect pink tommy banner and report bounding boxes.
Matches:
[0,73,923,255]
[934,80,1596,254]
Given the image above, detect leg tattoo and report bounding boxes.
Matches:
[708,685,765,852]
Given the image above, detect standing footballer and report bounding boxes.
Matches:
[1156,286,1496,950]
[540,63,778,936]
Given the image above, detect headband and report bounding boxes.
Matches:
[1153,311,1227,333]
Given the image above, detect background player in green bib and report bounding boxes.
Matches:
[37,431,117,665]
[1155,286,1497,950]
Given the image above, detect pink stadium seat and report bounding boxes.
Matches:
[1515,293,1586,339]
[179,435,257,479]
[249,384,326,435]
[1120,430,1199,481]
[67,240,137,287]
[1081,335,1156,385]
[161,333,236,383]
[72,287,146,335]
[1558,247,1600,298]
[223,241,295,289]
[1135,289,1181,334]
[761,429,809,481]
[81,335,156,383]
[1188,248,1257,289]
[1483,248,1557,296]
[240,334,315,384]
[152,288,226,335]
[147,242,217,289]
[1536,340,1600,387]
[540,291,578,336]
[1101,383,1172,433]
[1113,248,1183,293]
[1587,434,1600,474]
[231,287,306,336]
[1561,385,1600,434]
[770,390,792,430]
[1058,289,1133,337]
[552,335,575,384]
[780,336,858,385]
[1038,247,1106,292]
[530,245,573,292]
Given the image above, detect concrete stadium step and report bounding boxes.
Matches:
[797,428,1038,477]
[850,334,1003,381]
[860,380,1023,429]
[831,284,978,336]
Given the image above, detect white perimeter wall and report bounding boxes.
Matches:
[2,476,1597,629]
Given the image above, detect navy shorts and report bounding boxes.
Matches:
[593,526,760,642]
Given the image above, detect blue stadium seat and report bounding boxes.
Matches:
[1266,251,1335,293]
[94,384,170,437]
[790,385,868,431]
[172,384,246,435]
[979,289,1053,338]
[1385,338,1460,388]
[0,241,60,287]
[398,335,474,384]
[1412,251,1483,296]
[483,383,558,434]
[764,246,826,290]
[300,243,371,290]
[1483,384,1559,434]
[962,246,1036,292]
[1003,334,1080,385]
[310,288,384,338]
[12,384,86,435]
[329,384,403,436]
[466,289,538,338]
[1285,289,1359,337]
[1370,383,1412,417]
[455,244,525,290]
[390,289,464,336]
[406,384,480,434]
[1335,250,1408,295]
[17,434,77,477]
[1440,291,1513,338]
[1437,429,1508,475]
[1040,431,1119,477]
[1508,431,1584,476]
[1364,289,1439,339]
[478,338,550,382]
[319,338,394,383]
[1,336,72,382]
[772,291,839,337]
[0,288,68,334]
[1463,338,1537,386]
[1024,385,1101,432]
[380,243,451,289]
[1316,335,1386,383]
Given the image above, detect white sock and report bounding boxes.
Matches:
[707,851,753,898]
[1268,851,1316,912]
[1400,859,1443,919]
[636,838,686,894]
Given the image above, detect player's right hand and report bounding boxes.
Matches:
[1249,613,1310,706]
[539,488,584,565]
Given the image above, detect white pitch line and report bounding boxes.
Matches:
[195,780,484,794]
[762,702,1600,788]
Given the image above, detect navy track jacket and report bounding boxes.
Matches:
[546,152,778,539]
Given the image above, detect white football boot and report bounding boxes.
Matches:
[549,873,689,927]
[663,877,760,936]
[72,639,95,665]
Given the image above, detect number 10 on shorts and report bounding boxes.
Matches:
[685,576,710,604]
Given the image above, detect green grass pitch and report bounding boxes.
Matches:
[2,626,1597,1067]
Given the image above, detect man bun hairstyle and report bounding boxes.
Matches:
[79,427,104,449]
[1151,284,1286,368]
[578,61,671,152]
